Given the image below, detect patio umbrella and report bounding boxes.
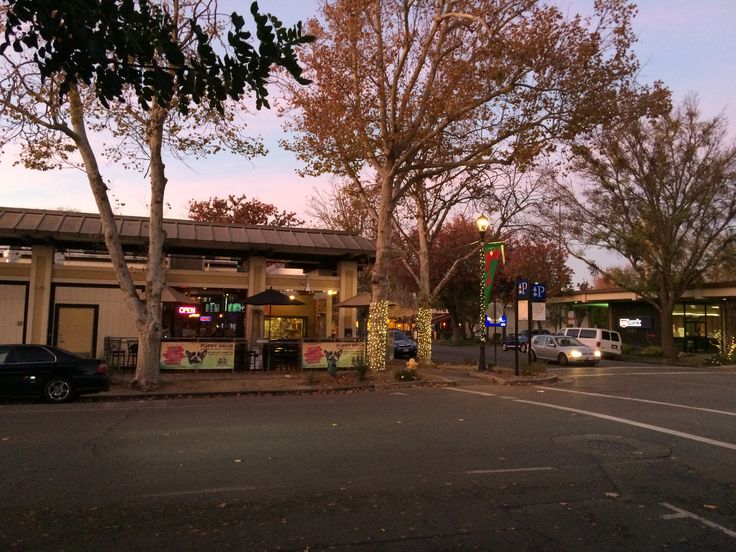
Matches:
[337,293,397,340]
[242,288,305,338]
[243,288,306,307]
[161,286,192,303]
[243,288,305,370]
[337,292,396,308]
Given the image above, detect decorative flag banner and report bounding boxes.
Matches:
[482,242,505,313]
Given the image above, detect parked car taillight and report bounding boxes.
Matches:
[97,363,108,375]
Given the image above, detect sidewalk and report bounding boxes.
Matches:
[91,363,558,401]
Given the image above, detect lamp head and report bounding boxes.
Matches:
[476,214,490,234]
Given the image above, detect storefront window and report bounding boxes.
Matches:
[672,303,722,352]
[163,288,246,339]
[265,316,306,340]
[706,305,722,339]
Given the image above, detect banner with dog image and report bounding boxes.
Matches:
[160,341,235,370]
[301,342,367,370]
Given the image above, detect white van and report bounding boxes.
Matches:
[555,327,623,358]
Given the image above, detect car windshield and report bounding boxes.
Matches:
[555,337,583,347]
[393,331,409,341]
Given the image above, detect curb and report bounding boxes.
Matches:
[80,379,457,402]
[470,371,559,385]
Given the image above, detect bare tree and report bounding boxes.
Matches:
[554,98,736,358]
[306,179,378,238]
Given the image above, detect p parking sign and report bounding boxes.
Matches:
[532,283,546,302]
[517,279,529,299]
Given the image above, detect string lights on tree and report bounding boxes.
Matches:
[476,214,490,371]
[367,300,390,372]
[416,307,432,362]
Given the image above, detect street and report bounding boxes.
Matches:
[2,362,735,550]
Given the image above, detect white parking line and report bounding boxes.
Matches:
[445,388,736,452]
[466,467,555,475]
[568,371,731,378]
[142,485,258,498]
[535,386,736,417]
[661,503,736,538]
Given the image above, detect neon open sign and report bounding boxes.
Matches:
[178,306,198,315]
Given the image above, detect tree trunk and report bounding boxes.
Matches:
[450,314,462,344]
[367,168,396,371]
[137,320,162,386]
[415,201,433,363]
[67,87,154,386]
[371,168,394,303]
[659,299,677,360]
[135,104,170,387]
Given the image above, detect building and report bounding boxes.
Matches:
[549,284,736,353]
[0,207,375,365]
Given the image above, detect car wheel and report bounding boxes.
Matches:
[519,343,527,353]
[44,378,74,403]
[558,353,568,366]
[502,344,508,352]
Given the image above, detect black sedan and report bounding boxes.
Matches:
[501,333,530,352]
[501,329,551,353]
[390,330,418,359]
[0,344,109,403]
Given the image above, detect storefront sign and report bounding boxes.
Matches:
[177,306,199,315]
[301,342,367,370]
[160,341,235,370]
[619,316,652,329]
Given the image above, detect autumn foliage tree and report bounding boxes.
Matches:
[281,0,667,371]
[188,195,304,227]
[493,234,573,329]
[495,236,573,306]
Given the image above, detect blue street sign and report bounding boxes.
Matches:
[517,279,529,299]
[532,282,547,302]
[486,314,508,327]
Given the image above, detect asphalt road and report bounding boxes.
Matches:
[2,362,735,551]
[431,342,628,368]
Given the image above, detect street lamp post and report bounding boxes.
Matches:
[476,214,490,372]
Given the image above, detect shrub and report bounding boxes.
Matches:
[703,344,736,366]
[641,346,663,357]
[352,354,370,381]
[621,343,636,355]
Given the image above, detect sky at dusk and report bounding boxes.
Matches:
[1,0,734,232]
